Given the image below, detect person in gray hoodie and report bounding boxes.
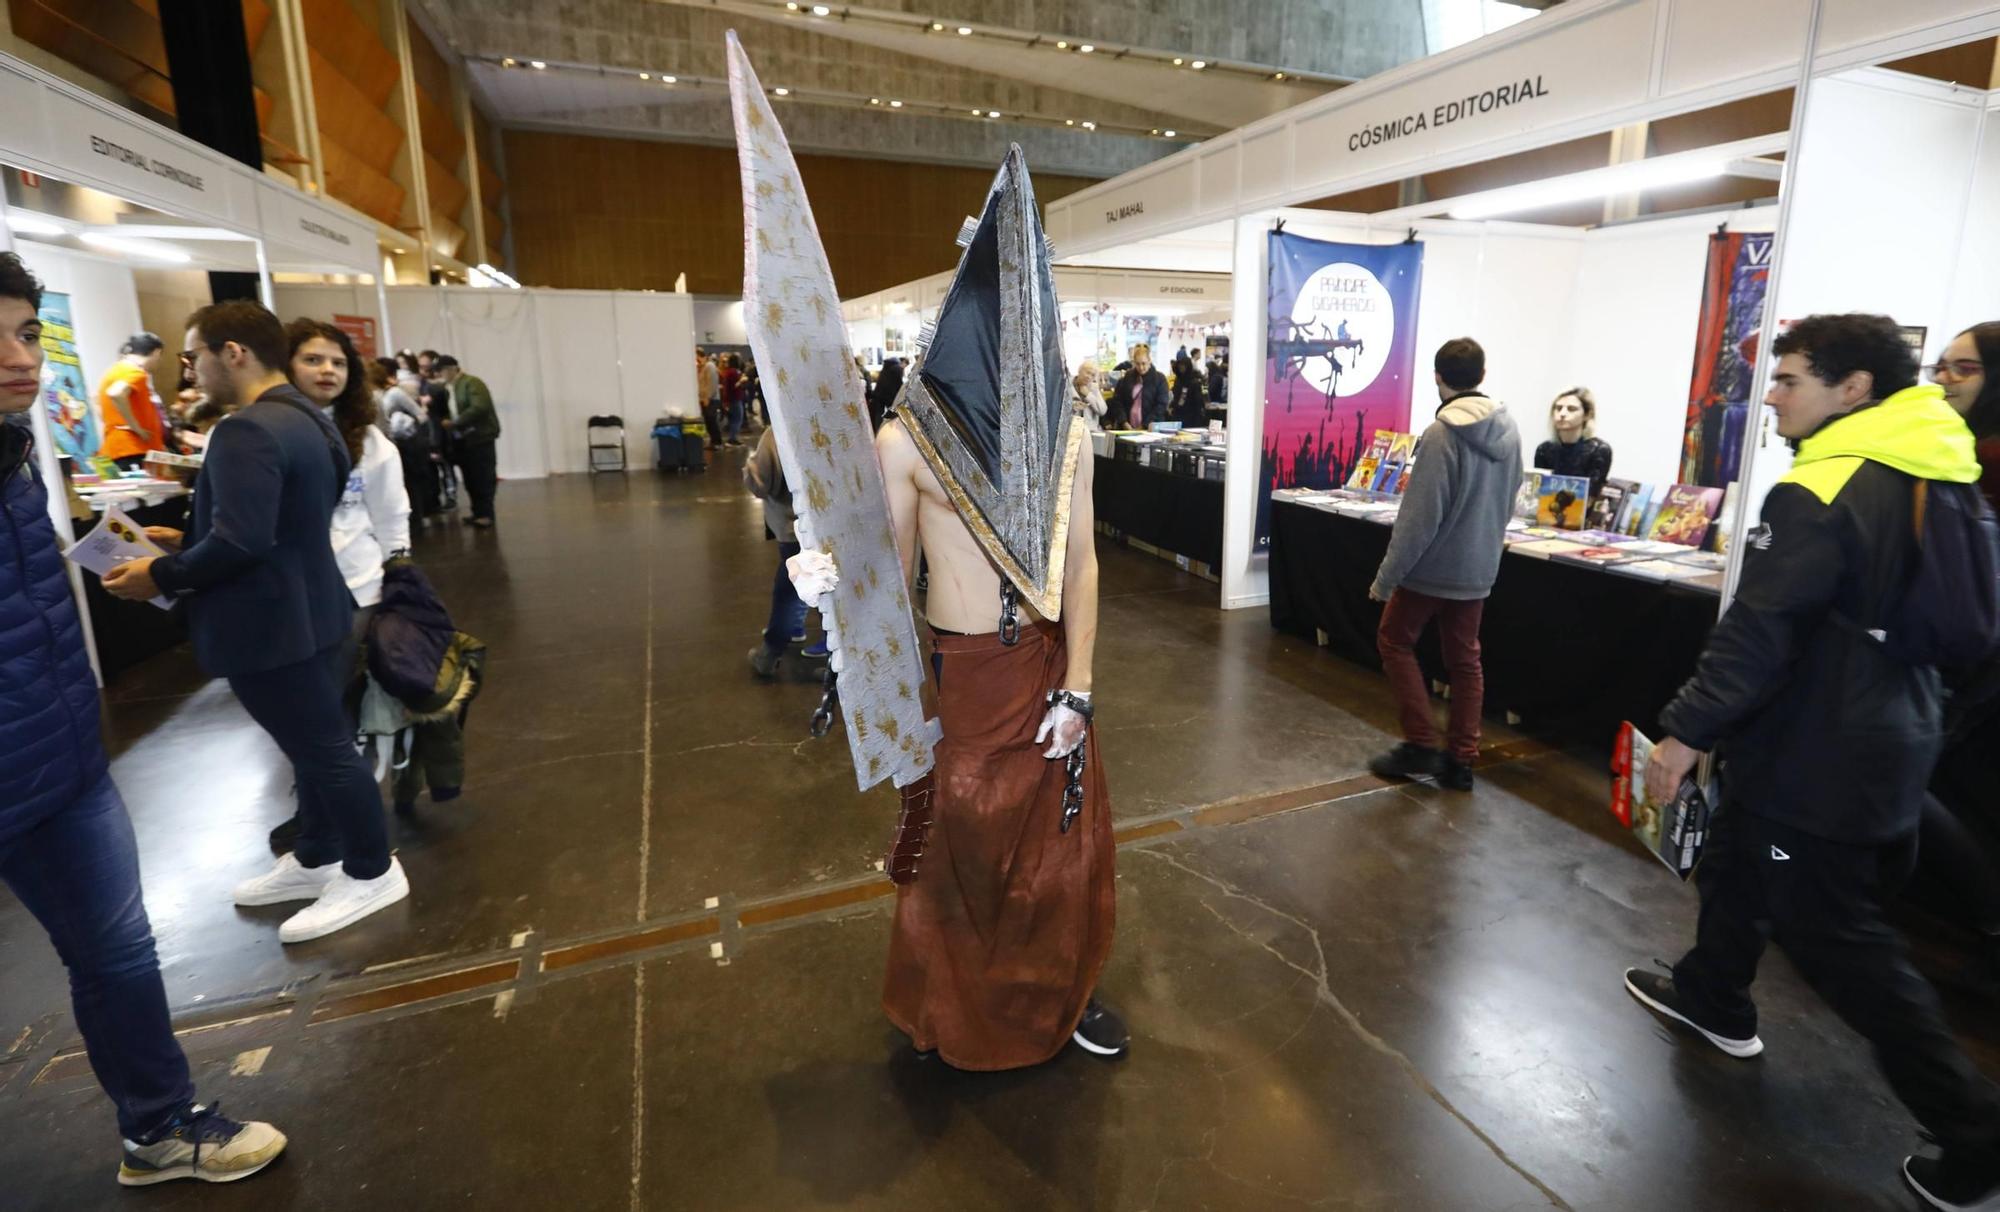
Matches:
[1367,337,1522,791]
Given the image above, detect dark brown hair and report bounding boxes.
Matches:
[1957,322,2000,440]
[1435,337,1485,391]
[186,300,287,371]
[285,318,376,464]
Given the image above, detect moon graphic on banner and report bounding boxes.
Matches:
[1290,262,1395,396]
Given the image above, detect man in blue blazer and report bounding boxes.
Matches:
[104,301,408,944]
[1,254,286,1184]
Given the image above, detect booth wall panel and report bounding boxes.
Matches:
[14,245,143,412]
[434,290,548,481]
[1660,0,1809,98]
[1948,114,2000,330]
[272,282,378,333]
[1462,229,1586,442]
[530,292,623,476]
[134,268,211,357]
[612,292,699,466]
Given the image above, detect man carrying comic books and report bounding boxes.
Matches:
[1623,313,2000,1211]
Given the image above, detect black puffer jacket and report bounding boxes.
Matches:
[368,561,455,703]
[1658,386,1978,843]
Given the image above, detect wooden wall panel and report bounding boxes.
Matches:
[306,46,402,175]
[416,89,463,167]
[323,138,404,225]
[504,132,1098,296]
[424,149,467,217]
[300,0,397,104]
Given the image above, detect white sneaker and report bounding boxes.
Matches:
[232,853,338,907]
[278,859,409,944]
[118,1104,286,1185]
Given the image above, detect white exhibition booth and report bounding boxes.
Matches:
[271,281,701,479]
[1029,0,2000,610]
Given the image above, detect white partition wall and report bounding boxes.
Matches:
[441,289,550,482]
[531,291,622,475]
[613,290,700,462]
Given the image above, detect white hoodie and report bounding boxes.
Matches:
[327,421,412,607]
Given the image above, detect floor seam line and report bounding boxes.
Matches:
[631,560,656,1212]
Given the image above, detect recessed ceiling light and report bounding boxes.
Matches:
[1064,118,1074,126]
[1078,44,1094,53]
[663,75,677,83]
[931,21,943,30]
[1082,120,1096,130]
[787,2,799,9]
[1151,128,1159,135]
[812,4,830,14]
[987,110,1000,118]
[889,99,902,107]
[1274,71,1286,80]
[529,60,546,69]
[501,57,517,67]
[1190,60,1206,69]
[774,87,790,96]
[1056,40,1068,49]
[639,72,649,79]
[1172,57,1183,66]
[1164,130,1176,137]
[869,97,881,104]
[956,26,971,35]
[970,108,981,115]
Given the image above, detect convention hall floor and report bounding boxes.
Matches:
[4,457,1995,1211]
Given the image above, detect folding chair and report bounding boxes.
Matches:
[587,414,626,473]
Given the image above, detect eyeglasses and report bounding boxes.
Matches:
[1926,359,1985,381]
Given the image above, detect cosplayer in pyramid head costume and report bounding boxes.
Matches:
[726,33,1122,1070]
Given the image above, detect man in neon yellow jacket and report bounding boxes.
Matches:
[1623,314,2000,1209]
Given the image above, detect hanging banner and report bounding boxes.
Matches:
[334,314,378,359]
[1259,232,1423,547]
[1679,231,1772,487]
[36,291,96,460]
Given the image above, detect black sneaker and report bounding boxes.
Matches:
[1905,1149,2000,1211]
[1624,965,1763,1058]
[1368,742,1444,781]
[1071,997,1129,1060]
[267,814,301,855]
[1438,758,1475,791]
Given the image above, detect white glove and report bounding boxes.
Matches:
[786,548,839,601]
[1035,690,1091,759]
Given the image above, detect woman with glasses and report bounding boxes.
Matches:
[1915,321,2000,983]
[1929,323,1998,509]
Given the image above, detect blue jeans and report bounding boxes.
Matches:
[764,540,809,652]
[727,399,745,443]
[0,773,194,1140]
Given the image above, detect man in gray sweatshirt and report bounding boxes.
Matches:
[1367,337,1522,791]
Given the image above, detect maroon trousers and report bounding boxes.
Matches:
[1376,588,1486,763]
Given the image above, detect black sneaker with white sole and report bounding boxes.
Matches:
[1906,1150,2000,1211]
[1368,742,1444,781]
[1624,965,1763,1058]
[1072,997,1129,1060]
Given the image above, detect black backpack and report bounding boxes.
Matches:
[1884,478,2000,668]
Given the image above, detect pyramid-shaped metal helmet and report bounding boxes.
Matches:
[895,146,1080,620]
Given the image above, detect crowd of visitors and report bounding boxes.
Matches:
[1076,342,1227,431]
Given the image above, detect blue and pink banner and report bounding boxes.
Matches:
[1259,232,1424,547]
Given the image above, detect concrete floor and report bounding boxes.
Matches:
[3,456,1995,1211]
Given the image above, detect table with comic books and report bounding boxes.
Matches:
[1267,453,1738,750]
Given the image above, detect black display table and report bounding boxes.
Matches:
[1267,499,1719,749]
[78,495,191,684]
[1093,454,1224,571]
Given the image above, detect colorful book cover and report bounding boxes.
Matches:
[1348,456,1381,492]
[1635,485,1667,538]
[1535,474,1591,529]
[1610,722,1712,880]
[1514,469,1546,521]
[1590,478,1637,532]
[1370,432,1416,492]
[1646,484,1728,548]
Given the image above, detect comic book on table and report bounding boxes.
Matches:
[1634,484,1666,537]
[1510,537,1597,560]
[1371,432,1417,493]
[1536,474,1592,529]
[1646,484,1728,548]
[1610,722,1712,879]
[1590,478,1638,532]
[1552,545,1646,569]
[1515,469,1547,521]
[1348,430,1394,491]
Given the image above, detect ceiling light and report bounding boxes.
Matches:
[987,110,1000,118]
[78,233,191,263]
[393,247,407,254]
[931,22,943,30]
[529,60,546,70]
[889,99,902,107]
[869,97,881,104]
[787,2,800,9]
[3,210,66,237]
[812,4,830,14]
[1064,118,1074,126]
[1448,156,1727,221]
[1151,128,1159,135]
[662,75,677,83]
[956,26,971,35]
[1056,40,1068,49]
[639,72,649,79]
[501,57,517,67]
[1164,130,1177,138]
[1172,57,1184,65]
[1190,60,1206,69]
[1082,120,1096,130]
[971,108,981,115]
[774,87,790,96]
[1078,44,1094,53]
